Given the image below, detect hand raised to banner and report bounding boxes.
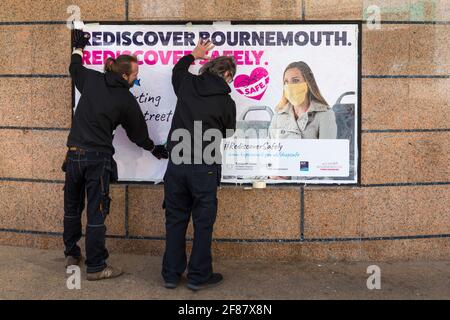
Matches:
[72,29,90,50]
[191,39,215,60]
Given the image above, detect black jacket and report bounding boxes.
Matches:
[167,54,236,163]
[67,53,155,154]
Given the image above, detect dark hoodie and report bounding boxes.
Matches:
[67,53,155,154]
[166,54,237,163]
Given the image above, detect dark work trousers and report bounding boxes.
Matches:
[63,149,113,273]
[162,161,221,285]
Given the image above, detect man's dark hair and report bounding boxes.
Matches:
[104,55,138,75]
[199,56,236,80]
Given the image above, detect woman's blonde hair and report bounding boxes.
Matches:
[277,61,328,111]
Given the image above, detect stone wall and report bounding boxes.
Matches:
[0,0,449,261]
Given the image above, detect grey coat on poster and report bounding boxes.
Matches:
[269,100,337,139]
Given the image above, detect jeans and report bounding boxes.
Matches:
[63,149,113,273]
[162,161,221,284]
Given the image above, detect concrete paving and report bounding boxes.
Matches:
[0,245,449,300]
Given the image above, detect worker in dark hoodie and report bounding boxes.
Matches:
[162,39,237,291]
[63,30,168,281]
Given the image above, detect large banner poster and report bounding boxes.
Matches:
[75,22,360,184]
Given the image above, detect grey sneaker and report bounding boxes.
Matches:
[187,273,223,291]
[64,255,82,268]
[164,281,179,289]
[86,266,123,281]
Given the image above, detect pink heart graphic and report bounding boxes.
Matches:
[233,67,270,101]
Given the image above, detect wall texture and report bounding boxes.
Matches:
[0,0,449,261]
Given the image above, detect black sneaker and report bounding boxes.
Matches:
[187,273,223,291]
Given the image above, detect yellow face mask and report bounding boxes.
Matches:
[284,82,308,106]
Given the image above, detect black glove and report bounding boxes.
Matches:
[72,29,90,49]
[151,145,168,160]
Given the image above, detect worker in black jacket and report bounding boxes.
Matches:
[63,30,168,281]
[162,39,237,291]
